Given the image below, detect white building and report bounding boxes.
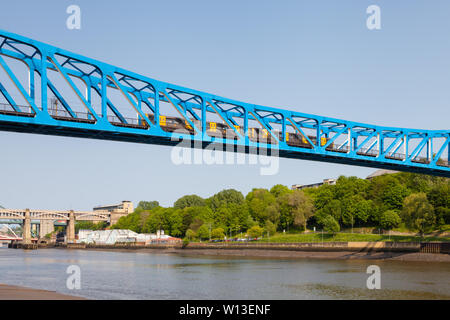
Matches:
[78,229,178,245]
[292,178,337,190]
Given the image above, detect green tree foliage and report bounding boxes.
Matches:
[287,190,315,230]
[246,188,278,225]
[334,176,369,200]
[75,221,107,233]
[369,175,410,210]
[379,210,401,231]
[185,229,197,240]
[211,227,225,240]
[401,193,436,235]
[427,182,450,225]
[264,220,277,236]
[142,207,165,233]
[112,211,143,233]
[197,224,210,240]
[269,184,291,198]
[112,172,448,240]
[310,185,334,210]
[137,201,160,210]
[207,189,244,211]
[321,215,340,233]
[319,199,342,222]
[174,195,206,209]
[247,225,263,239]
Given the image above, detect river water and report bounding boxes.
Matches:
[0,248,449,299]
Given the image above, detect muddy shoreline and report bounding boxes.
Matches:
[56,246,450,262]
[0,284,86,300]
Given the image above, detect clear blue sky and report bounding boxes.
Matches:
[0,0,449,210]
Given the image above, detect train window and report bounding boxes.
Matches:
[159,115,166,126]
[286,132,289,141]
[262,129,269,138]
[209,122,216,132]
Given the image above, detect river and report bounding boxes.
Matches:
[0,248,449,299]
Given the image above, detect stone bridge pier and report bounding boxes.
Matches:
[66,210,75,243]
[40,220,55,237]
[22,209,31,244]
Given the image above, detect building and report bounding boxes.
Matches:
[93,201,134,225]
[78,229,181,245]
[291,178,336,191]
[366,169,398,180]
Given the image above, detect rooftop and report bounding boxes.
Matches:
[366,169,398,179]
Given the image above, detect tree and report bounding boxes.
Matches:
[320,199,342,222]
[112,211,143,233]
[137,201,159,210]
[75,221,107,233]
[287,190,315,230]
[207,189,244,211]
[269,184,291,198]
[264,220,277,237]
[197,224,210,240]
[142,207,165,233]
[246,188,277,225]
[379,210,401,231]
[427,182,450,225]
[278,194,294,232]
[321,215,340,233]
[311,185,334,210]
[164,208,183,237]
[211,228,225,240]
[334,176,369,200]
[247,225,263,239]
[185,229,197,240]
[369,175,410,210]
[401,193,436,235]
[174,195,206,209]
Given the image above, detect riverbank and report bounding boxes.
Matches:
[15,241,449,262]
[174,248,450,262]
[72,246,450,262]
[0,284,86,300]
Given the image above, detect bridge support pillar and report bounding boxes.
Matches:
[23,209,31,244]
[40,220,54,238]
[67,210,75,243]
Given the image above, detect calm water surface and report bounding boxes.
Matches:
[0,248,449,299]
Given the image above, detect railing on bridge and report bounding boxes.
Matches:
[0,29,448,177]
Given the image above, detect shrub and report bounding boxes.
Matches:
[247,226,264,239]
[379,210,401,231]
[321,215,340,233]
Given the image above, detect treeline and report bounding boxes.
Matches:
[112,172,449,239]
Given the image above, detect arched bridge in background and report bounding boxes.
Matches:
[0,29,448,177]
[0,208,110,244]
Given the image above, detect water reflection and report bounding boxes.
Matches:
[0,248,449,300]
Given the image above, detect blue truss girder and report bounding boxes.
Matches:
[0,29,448,177]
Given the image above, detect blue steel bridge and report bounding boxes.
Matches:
[0,29,449,177]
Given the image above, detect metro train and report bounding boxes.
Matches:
[138,114,332,149]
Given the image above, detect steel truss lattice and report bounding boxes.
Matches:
[0,29,448,177]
